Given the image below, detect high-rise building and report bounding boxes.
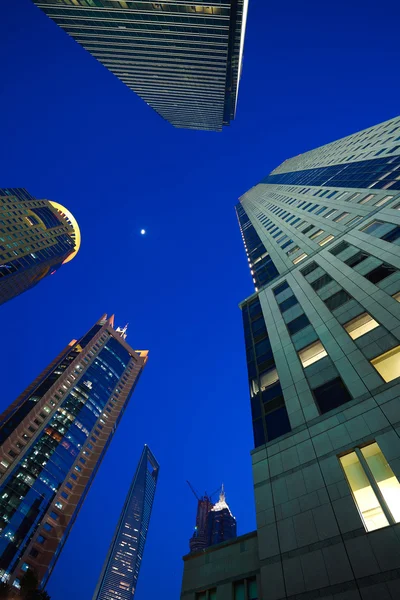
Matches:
[31,0,248,132]
[181,116,400,600]
[0,188,80,305]
[207,486,236,547]
[189,494,213,554]
[92,445,159,600]
[0,315,148,589]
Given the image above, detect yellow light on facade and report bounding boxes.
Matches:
[49,201,81,264]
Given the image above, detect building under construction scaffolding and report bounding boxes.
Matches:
[187,483,236,552]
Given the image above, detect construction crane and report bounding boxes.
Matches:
[186,481,222,503]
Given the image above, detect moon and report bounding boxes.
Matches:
[140,229,146,235]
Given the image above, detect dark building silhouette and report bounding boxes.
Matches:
[189,495,213,554]
[92,445,159,600]
[207,485,236,546]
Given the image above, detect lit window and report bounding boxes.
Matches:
[375,195,393,207]
[392,291,400,302]
[371,345,400,382]
[343,312,379,340]
[310,229,324,240]
[333,211,349,222]
[293,253,308,264]
[361,443,400,523]
[340,442,400,532]
[319,235,335,246]
[298,341,327,367]
[358,194,375,204]
[340,451,389,531]
[55,502,63,510]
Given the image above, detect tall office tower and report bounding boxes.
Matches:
[31,0,248,132]
[0,188,80,305]
[92,445,159,600]
[189,494,213,554]
[0,315,148,589]
[181,116,400,600]
[207,486,236,547]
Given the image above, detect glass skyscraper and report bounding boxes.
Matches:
[0,188,80,306]
[30,0,248,132]
[181,116,400,600]
[0,315,148,589]
[92,445,159,600]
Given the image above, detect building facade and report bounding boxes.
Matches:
[189,495,213,554]
[31,0,248,132]
[207,486,236,547]
[0,188,80,306]
[181,116,400,600]
[92,445,159,600]
[0,315,148,589]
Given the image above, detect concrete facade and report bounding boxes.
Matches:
[181,116,400,599]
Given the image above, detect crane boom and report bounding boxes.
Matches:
[186,480,200,501]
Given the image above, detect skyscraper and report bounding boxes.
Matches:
[0,315,148,589]
[0,188,80,305]
[31,0,248,132]
[92,445,159,600]
[181,116,400,600]
[189,494,213,554]
[207,486,236,547]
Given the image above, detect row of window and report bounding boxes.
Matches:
[197,577,257,600]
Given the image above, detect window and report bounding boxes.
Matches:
[319,234,335,246]
[375,195,393,207]
[310,273,333,291]
[287,314,310,335]
[330,241,349,256]
[29,548,39,558]
[234,577,258,600]
[287,245,300,256]
[313,377,352,413]
[392,291,400,302]
[61,492,68,500]
[333,212,349,222]
[55,502,63,510]
[293,252,308,264]
[49,511,58,520]
[37,536,46,545]
[43,523,53,532]
[358,194,375,204]
[340,442,400,532]
[196,589,216,600]
[361,221,384,235]
[365,263,396,285]
[301,261,318,276]
[298,340,327,367]
[273,281,289,296]
[371,345,400,382]
[310,229,324,240]
[278,295,298,312]
[344,312,379,340]
[324,209,337,218]
[324,290,351,310]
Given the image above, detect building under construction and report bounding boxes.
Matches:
[187,483,237,553]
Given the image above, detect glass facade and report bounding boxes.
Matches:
[92,445,159,600]
[31,0,248,132]
[0,315,147,586]
[0,188,80,305]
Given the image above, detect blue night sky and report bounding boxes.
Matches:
[1,1,400,599]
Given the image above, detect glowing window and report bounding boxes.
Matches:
[319,235,335,246]
[293,253,308,264]
[340,452,389,531]
[340,442,400,532]
[392,291,400,302]
[298,341,327,368]
[343,312,379,340]
[371,345,400,382]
